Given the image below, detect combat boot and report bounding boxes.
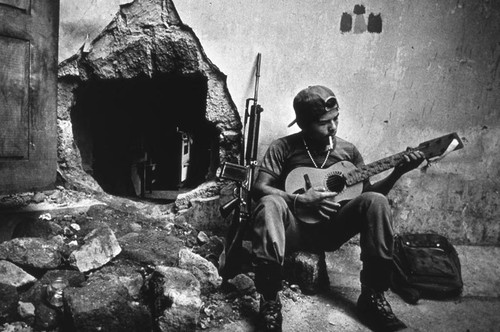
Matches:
[357,286,407,332]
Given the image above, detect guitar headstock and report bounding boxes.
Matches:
[416,132,464,160]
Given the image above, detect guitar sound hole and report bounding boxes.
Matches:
[326,174,346,193]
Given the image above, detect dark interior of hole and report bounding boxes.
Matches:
[71,73,218,198]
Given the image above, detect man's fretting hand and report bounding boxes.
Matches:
[394,150,426,175]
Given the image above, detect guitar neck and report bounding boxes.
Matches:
[345,151,407,186]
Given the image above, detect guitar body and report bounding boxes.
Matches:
[284,132,464,224]
[284,161,364,224]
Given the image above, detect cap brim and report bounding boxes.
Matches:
[287,119,297,127]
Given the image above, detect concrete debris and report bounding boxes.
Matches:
[118,230,184,266]
[1,166,324,331]
[69,223,80,232]
[33,303,58,330]
[0,283,19,323]
[178,248,222,292]
[197,230,210,244]
[19,270,85,307]
[0,261,36,288]
[0,322,33,332]
[227,274,256,296]
[150,266,203,332]
[17,302,35,321]
[31,193,46,204]
[0,237,63,269]
[15,270,85,329]
[2,188,498,331]
[88,263,144,300]
[285,251,330,295]
[64,279,151,332]
[69,226,122,272]
[175,196,226,232]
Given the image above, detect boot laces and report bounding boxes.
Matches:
[261,298,282,329]
[371,292,397,320]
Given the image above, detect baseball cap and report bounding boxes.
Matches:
[288,85,339,127]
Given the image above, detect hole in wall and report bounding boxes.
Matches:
[70,73,219,202]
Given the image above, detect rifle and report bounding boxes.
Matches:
[218,53,263,280]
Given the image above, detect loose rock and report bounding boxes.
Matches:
[227,274,256,296]
[64,279,151,331]
[150,266,202,332]
[69,226,121,272]
[0,237,63,269]
[178,248,222,292]
[0,283,19,324]
[0,261,36,288]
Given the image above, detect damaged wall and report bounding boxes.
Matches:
[58,0,500,245]
[57,0,241,197]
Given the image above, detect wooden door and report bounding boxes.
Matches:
[0,0,59,194]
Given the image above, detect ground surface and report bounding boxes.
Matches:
[1,189,499,332]
[210,288,500,332]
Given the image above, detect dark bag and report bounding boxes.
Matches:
[391,233,463,304]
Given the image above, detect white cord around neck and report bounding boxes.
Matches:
[302,137,331,169]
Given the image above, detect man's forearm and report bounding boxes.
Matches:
[364,170,403,196]
[253,183,295,204]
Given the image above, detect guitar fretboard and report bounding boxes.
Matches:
[344,151,407,186]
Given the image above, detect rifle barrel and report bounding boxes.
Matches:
[254,53,261,103]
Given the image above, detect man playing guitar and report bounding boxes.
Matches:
[251,85,425,332]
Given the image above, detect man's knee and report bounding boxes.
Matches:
[357,192,393,232]
[255,194,289,213]
[360,192,390,210]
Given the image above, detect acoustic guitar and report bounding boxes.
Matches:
[284,133,464,224]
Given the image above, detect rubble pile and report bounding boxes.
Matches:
[0,187,324,331]
[0,188,245,331]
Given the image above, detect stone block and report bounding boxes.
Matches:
[325,244,362,290]
[227,274,256,296]
[17,302,35,325]
[0,236,63,269]
[0,260,36,288]
[69,225,121,272]
[64,279,151,332]
[178,248,222,293]
[118,230,184,266]
[150,266,202,332]
[89,262,144,300]
[175,196,226,232]
[285,251,329,294]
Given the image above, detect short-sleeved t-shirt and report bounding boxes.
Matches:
[259,132,364,190]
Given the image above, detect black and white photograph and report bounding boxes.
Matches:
[1,1,499,331]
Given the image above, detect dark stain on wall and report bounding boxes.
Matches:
[353,4,366,15]
[340,12,353,33]
[367,13,382,33]
[353,10,367,34]
[339,5,382,34]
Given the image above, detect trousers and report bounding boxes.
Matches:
[251,192,395,292]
